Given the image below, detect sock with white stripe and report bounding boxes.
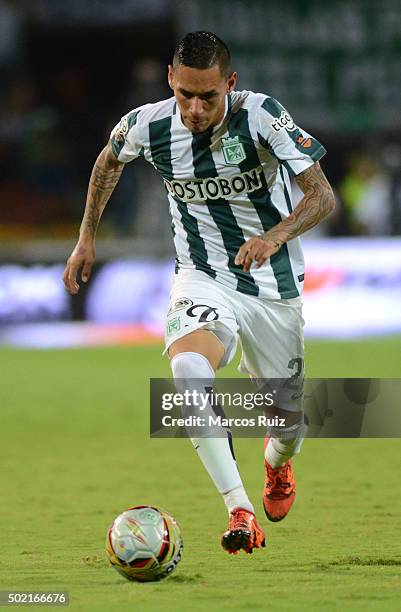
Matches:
[170,352,254,514]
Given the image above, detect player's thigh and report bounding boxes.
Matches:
[164,272,239,370]
[238,297,305,380]
[168,329,224,371]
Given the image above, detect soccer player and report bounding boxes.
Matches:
[63,31,335,555]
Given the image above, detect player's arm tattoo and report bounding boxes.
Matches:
[80,142,125,239]
[263,162,335,247]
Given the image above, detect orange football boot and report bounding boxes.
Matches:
[263,437,296,522]
[221,507,266,555]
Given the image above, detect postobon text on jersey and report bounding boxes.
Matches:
[164,166,264,203]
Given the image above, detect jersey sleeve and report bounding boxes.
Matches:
[110,108,143,163]
[257,96,326,176]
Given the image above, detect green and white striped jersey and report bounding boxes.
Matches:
[111,90,326,299]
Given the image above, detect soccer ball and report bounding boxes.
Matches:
[106,506,183,582]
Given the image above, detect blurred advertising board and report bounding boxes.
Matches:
[0,239,400,346]
[0,264,69,323]
[302,238,401,337]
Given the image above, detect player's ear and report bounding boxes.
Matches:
[227,71,237,93]
[167,65,174,90]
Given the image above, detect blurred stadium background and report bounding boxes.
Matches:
[1,0,401,348]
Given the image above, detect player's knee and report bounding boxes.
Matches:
[168,329,224,371]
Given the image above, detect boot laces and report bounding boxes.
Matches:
[268,462,293,493]
[230,508,252,531]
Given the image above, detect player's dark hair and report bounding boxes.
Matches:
[173,31,232,77]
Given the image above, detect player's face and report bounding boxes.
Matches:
[168,64,237,133]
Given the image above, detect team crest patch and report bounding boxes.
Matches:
[167,317,181,336]
[221,136,246,165]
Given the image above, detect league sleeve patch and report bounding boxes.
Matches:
[295,135,312,148]
[114,115,129,144]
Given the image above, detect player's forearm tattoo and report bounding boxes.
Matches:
[80,145,124,238]
[263,162,335,246]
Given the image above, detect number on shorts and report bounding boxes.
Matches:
[284,357,304,397]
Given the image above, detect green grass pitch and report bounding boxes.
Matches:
[1,338,401,611]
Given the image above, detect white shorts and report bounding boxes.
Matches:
[164,269,305,380]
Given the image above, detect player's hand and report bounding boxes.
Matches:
[235,236,283,273]
[63,240,96,294]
